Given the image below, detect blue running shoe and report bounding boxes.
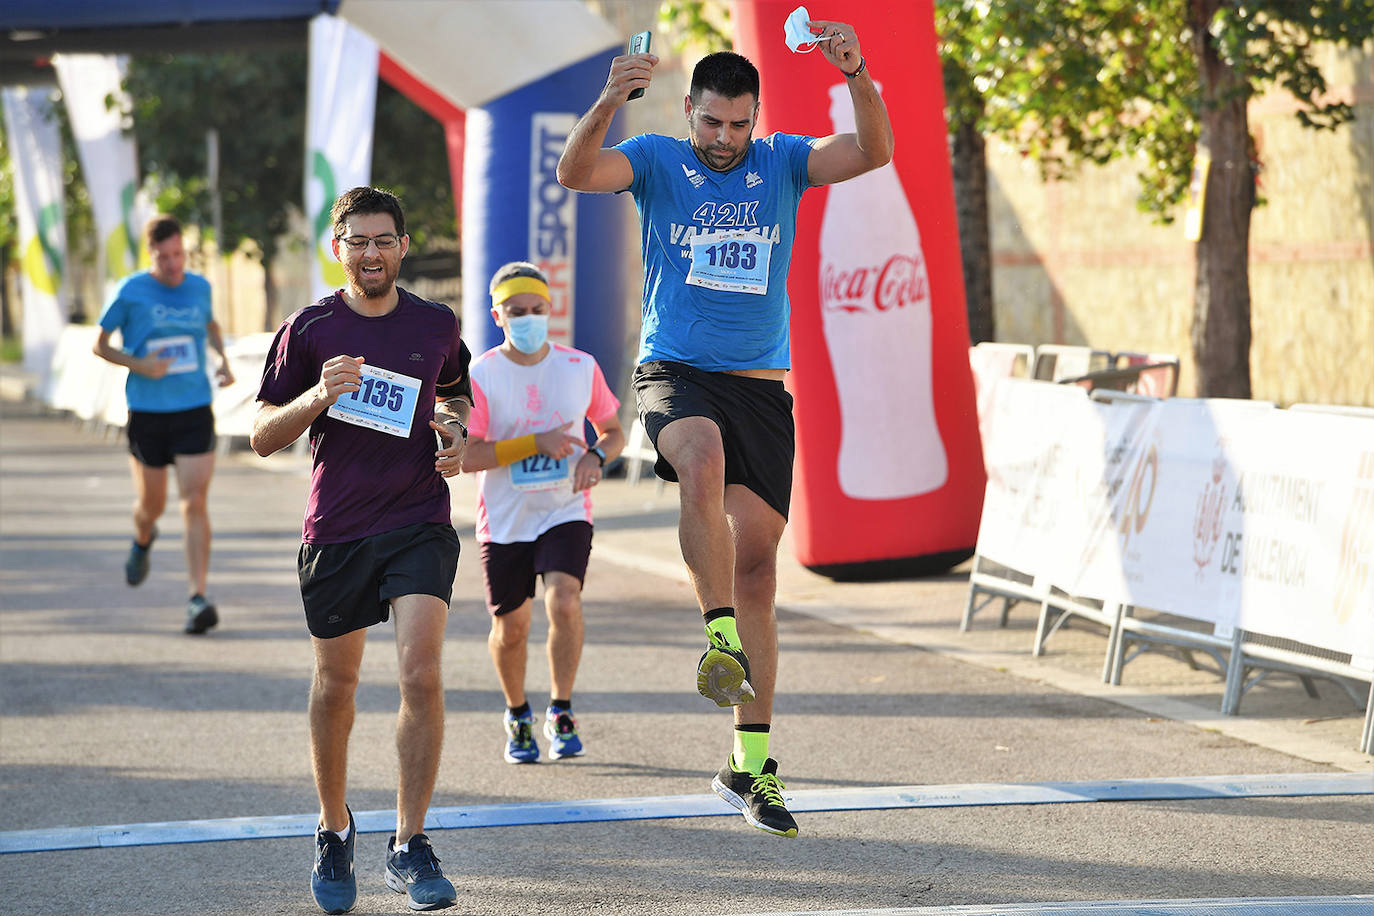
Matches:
[311,808,356,914]
[385,833,456,911]
[543,706,585,759]
[502,708,540,764]
[125,527,156,586]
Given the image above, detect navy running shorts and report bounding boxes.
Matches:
[297,521,460,638]
[478,521,593,616]
[632,360,795,520]
[127,405,216,468]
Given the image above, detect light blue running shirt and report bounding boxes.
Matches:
[616,132,815,371]
[98,271,214,412]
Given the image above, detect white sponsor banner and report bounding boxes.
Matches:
[528,112,577,344]
[1217,406,1374,661]
[305,15,378,301]
[974,380,1094,577]
[2,86,69,384]
[52,54,146,295]
[977,381,1374,661]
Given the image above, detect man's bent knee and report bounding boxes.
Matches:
[398,661,443,704]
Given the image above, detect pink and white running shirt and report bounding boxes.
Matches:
[468,344,620,544]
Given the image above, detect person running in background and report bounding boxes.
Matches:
[93,214,234,635]
[251,187,471,914]
[461,261,625,765]
[558,21,892,837]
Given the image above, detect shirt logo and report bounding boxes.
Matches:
[681,163,705,189]
[409,352,424,362]
[745,171,763,188]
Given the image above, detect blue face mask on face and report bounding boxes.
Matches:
[506,313,549,354]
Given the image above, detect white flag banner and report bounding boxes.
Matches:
[977,381,1374,662]
[305,15,378,301]
[3,86,69,385]
[53,53,146,296]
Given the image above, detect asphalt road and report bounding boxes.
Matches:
[1,397,1371,915]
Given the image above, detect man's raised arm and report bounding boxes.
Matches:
[557,48,658,192]
[804,19,894,186]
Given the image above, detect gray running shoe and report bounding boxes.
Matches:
[185,594,219,635]
[696,631,754,707]
[125,528,156,586]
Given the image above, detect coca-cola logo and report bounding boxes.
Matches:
[821,253,928,313]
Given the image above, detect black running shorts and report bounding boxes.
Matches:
[478,521,593,617]
[297,522,460,639]
[127,405,216,467]
[632,360,795,520]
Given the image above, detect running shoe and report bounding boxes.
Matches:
[542,706,585,759]
[311,808,356,915]
[385,833,456,911]
[502,708,540,764]
[185,593,219,635]
[124,528,156,586]
[712,756,799,837]
[696,631,755,707]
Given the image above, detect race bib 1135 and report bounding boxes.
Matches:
[326,364,422,438]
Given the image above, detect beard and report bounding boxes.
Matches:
[344,259,398,299]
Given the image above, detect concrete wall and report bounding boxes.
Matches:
[987,43,1374,406]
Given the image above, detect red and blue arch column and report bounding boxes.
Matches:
[461,48,629,393]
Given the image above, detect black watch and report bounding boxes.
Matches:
[449,419,467,440]
[590,445,607,467]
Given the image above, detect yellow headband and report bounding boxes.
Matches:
[491,276,550,306]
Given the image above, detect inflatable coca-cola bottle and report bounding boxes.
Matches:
[734,0,986,578]
[818,82,947,500]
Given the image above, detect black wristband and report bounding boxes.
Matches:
[844,56,866,79]
[591,445,607,467]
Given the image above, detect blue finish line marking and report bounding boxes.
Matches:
[734,897,1374,916]
[2,771,1369,855]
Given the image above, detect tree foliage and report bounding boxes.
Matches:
[123,49,457,264]
[124,49,306,265]
[371,81,456,245]
[657,0,732,52]
[936,0,1370,222]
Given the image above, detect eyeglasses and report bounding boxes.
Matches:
[337,233,400,251]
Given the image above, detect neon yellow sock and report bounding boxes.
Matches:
[704,613,741,651]
[732,727,770,775]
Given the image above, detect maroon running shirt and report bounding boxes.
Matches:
[257,288,472,544]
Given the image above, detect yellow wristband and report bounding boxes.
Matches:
[494,434,538,466]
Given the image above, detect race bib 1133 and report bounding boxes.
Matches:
[686,230,773,295]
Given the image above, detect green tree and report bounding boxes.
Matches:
[937,0,1373,397]
[123,51,457,324]
[124,49,308,324]
[371,81,457,245]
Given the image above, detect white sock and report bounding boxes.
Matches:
[320,820,350,842]
[394,840,409,853]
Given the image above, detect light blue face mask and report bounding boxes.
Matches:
[506,313,549,354]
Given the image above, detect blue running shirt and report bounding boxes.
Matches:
[616,132,815,371]
[98,271,215,412]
